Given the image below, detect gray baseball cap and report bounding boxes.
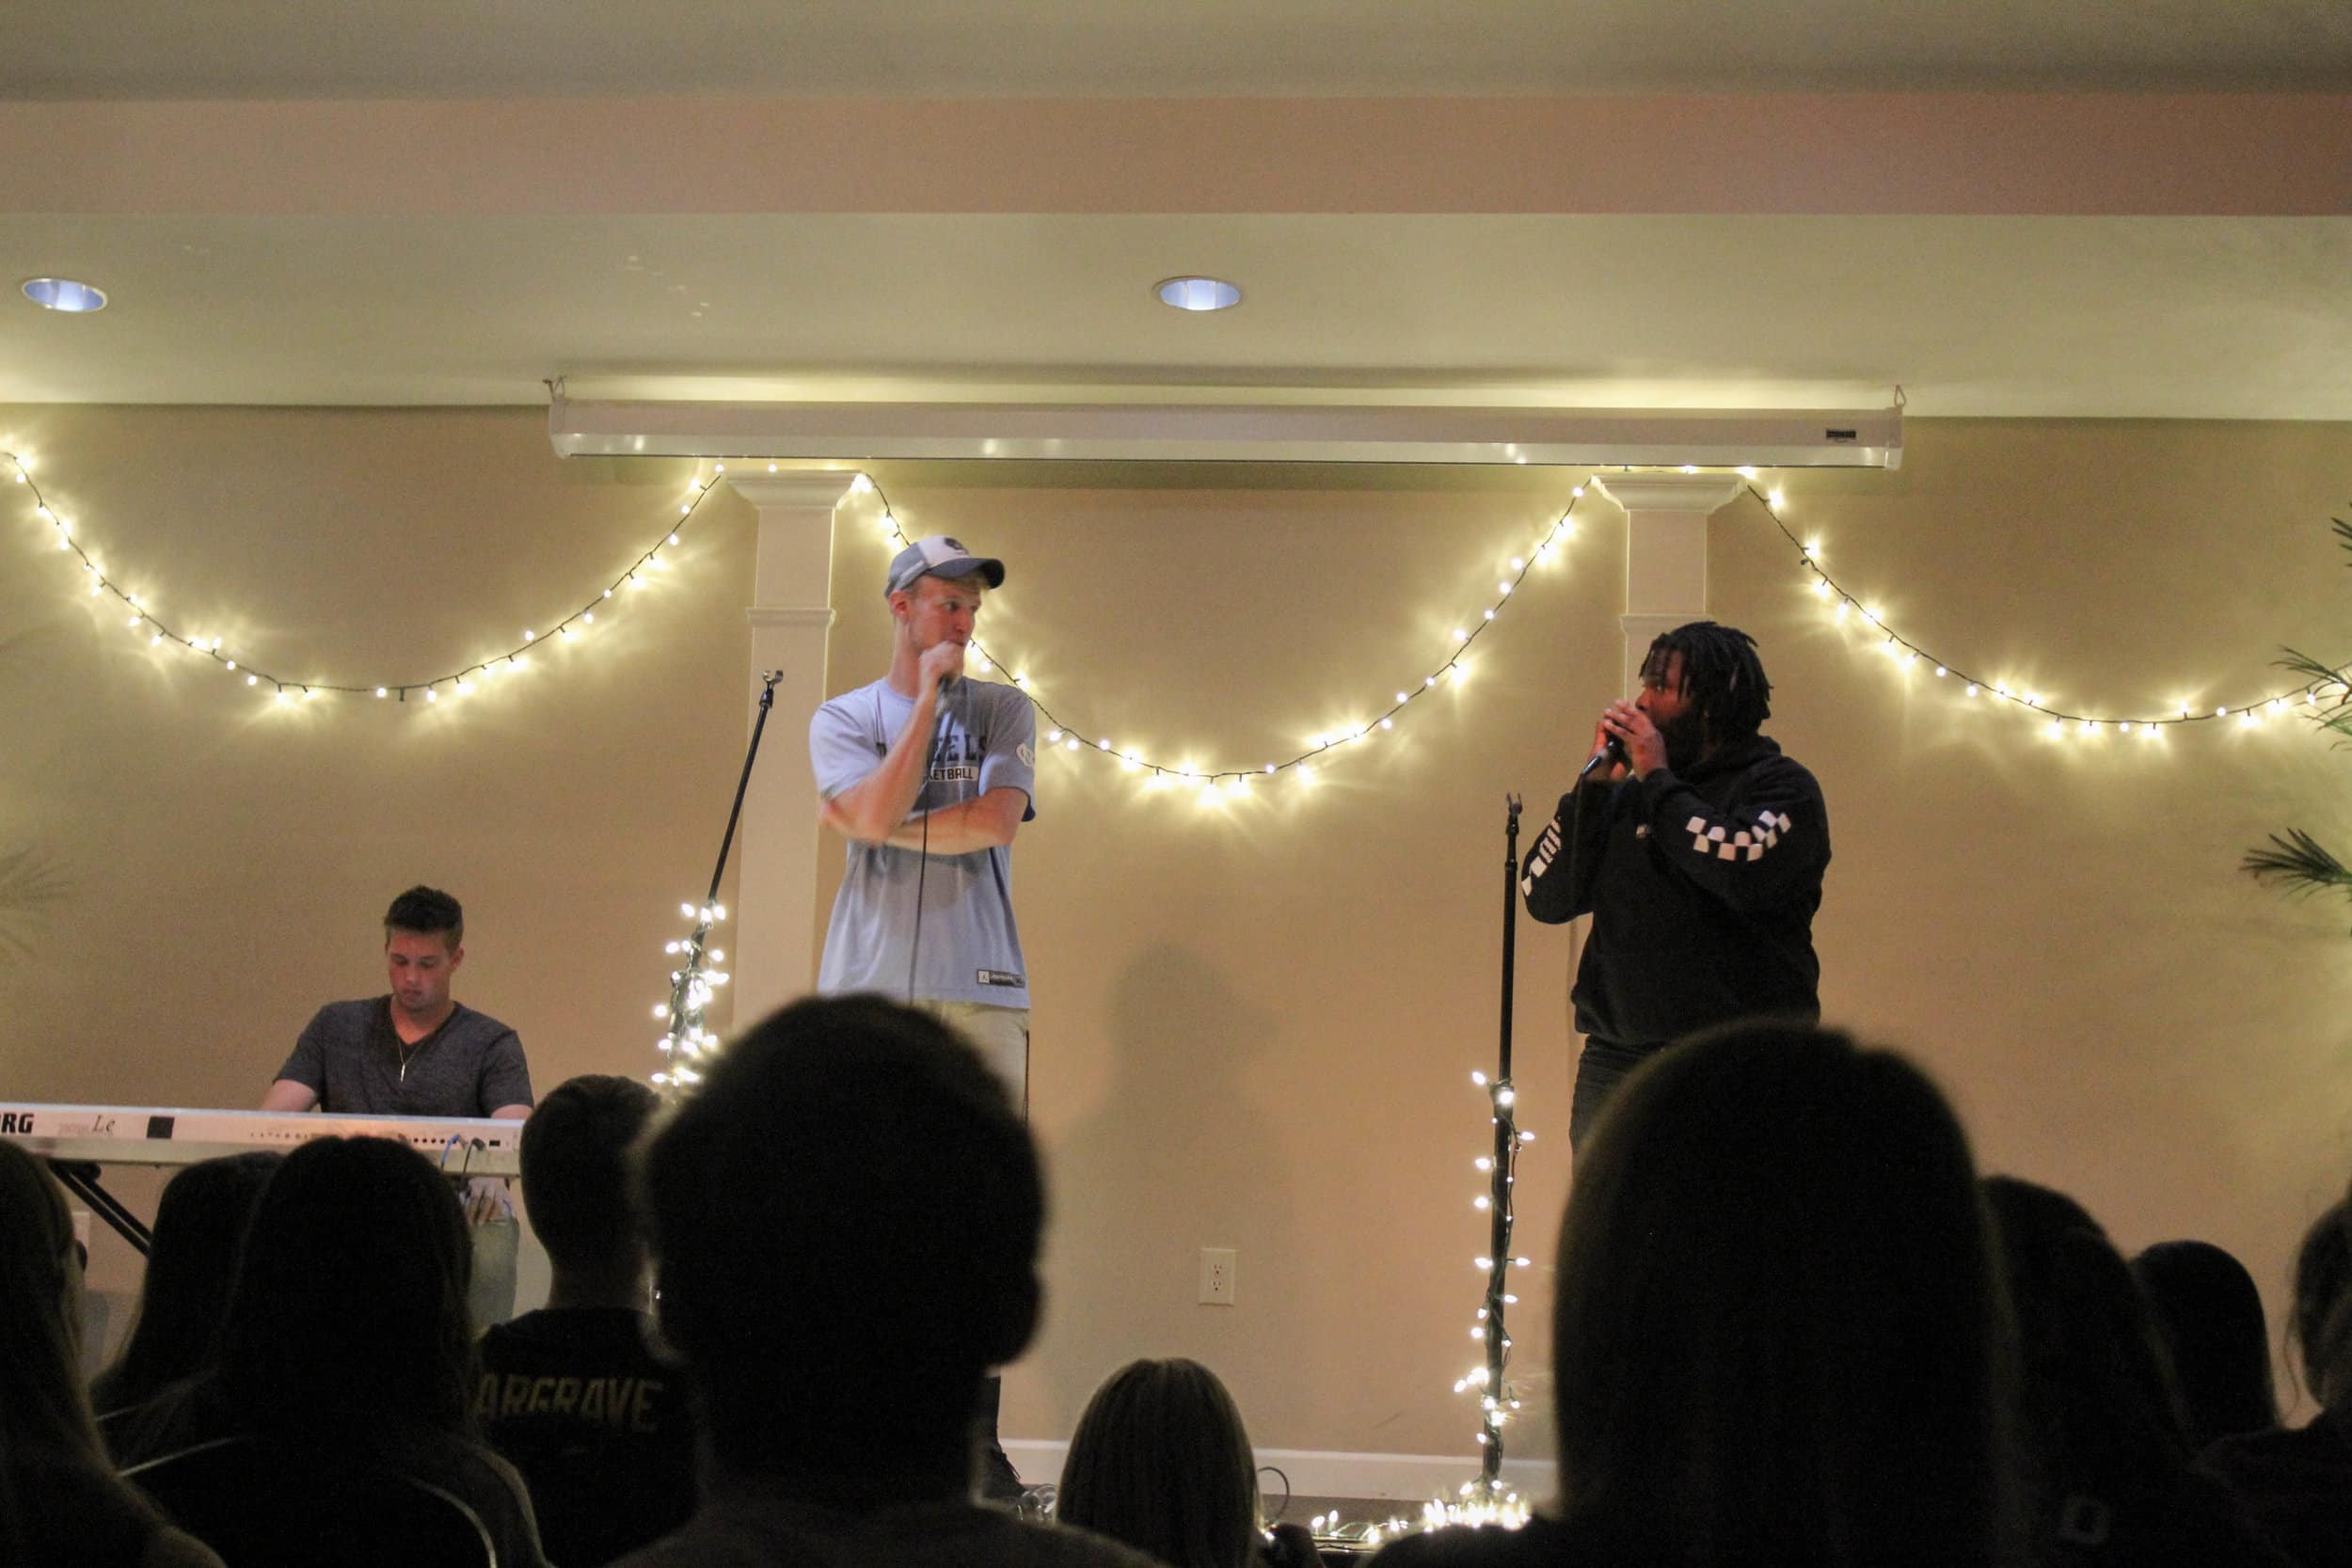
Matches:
[885,535,1007,597]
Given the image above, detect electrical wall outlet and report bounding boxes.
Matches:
[1199,1246,1236,1306]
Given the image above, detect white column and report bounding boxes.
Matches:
[725,473,857,1029]
[1596,473,1745,692]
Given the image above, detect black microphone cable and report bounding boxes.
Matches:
[904,674,965,1006]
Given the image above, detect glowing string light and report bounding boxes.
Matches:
[650,901,730,1092]
[856,475,1589,785]
[1444,1062,1534,1503]
[1759,485,2350,732]
[5,449,724,706]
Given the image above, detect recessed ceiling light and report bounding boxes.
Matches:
[1155,276,1242,312]
[23,278,107,313]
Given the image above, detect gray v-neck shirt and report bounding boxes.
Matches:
[277,997,533,1118]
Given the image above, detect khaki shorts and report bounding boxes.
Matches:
[919,1000,1029,1117]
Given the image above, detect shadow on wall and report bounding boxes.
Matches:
[1040,943,1304,1435]
[0,843,71,963]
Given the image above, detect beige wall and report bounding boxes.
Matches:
[7,407,2351,1466]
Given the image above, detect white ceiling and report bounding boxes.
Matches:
[6,214,2348,418]
[4,3,2348,418]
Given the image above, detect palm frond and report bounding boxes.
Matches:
[2242,830,2352,898]
[2275,646,2346,688]
[2246,515,2352,924]
[2272,646,2352,743]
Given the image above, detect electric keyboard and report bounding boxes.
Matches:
[0,1102,521,1176]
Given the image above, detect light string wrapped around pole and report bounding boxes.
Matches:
[649,669,781,1092]
[1441,795,1533,1527]
[1480,796,1523,1486]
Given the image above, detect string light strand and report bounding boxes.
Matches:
[26,443,2337,744]
[855,474,1591,784]
[651,902,728,1092]
[1454,1070,1532,1484]
[5,449,725,705]
[1753,483,2352,735]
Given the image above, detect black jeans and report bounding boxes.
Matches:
[1569,1037,1663,1151]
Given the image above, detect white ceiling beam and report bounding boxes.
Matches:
[548,398,1902,469]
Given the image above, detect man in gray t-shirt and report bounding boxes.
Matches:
[811,535,1037,1108]
[263,885,533,1121]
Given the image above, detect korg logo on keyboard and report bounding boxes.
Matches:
[1,1112,32,1133]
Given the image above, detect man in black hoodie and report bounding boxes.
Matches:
[1521,621,1830,1148]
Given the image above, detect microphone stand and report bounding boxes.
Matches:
[1471,795,1528,1494]
[658,669,784,1095]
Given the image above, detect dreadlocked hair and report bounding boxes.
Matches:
[1645,621,1772,742]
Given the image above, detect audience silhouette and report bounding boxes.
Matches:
[1981,1176,2282,1566]
[114,1135,548,1568]
[89,1152,280,1429]
[24,1006,2352,1568]
[0,1141,224,1568]
[481,1073,698,1566]
[1375,1021,2016,1568]
[1058,1356,1318,1568]
[2202,1193,2352,1568]
[613,993,1162,1567]
[2130,1239,2280,1452]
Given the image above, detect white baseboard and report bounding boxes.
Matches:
[1004,1440,1551,1506]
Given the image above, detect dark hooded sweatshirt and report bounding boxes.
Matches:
[1521,734,1829,1048]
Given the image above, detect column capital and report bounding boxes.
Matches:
[746,605,837,631]
[1602,474,1726,690]
[725,470,866,512]
[1596,472,1746,515]
[1621,612,1695,650]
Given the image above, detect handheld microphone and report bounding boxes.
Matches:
[934,642,969,691]
[1580,735,1628,778]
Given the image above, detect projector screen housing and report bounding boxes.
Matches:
[548,398,1903,470]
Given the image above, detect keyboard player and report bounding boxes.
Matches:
[262,886,532,1121]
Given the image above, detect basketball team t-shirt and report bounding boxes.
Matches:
[809,675,1036,1009]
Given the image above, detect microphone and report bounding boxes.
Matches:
[1580,734,1628,778]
